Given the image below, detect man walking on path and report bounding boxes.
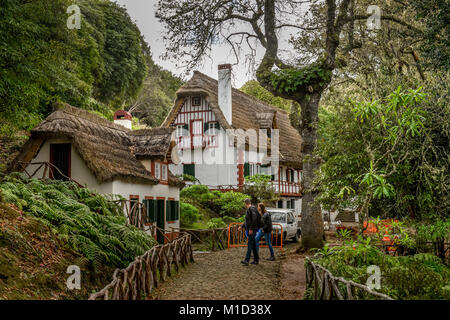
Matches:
[241,198,262,266]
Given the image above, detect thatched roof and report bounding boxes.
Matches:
[130,128,175,160]
[10,104,183,187]
[162,71,302,168]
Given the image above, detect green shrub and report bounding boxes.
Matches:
[207,218,227,229]
[180,201,200,225]
[312,240,450,300]
[180,184,210,199]
[213,191,248,217]
[0,175,156,269]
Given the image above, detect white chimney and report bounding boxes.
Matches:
[113,110,132,129]
[218,64,232,125]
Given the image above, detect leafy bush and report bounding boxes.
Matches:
[180,201,200,225]
[243,174,279,204]
[311,239,450,300]
[180,184,211,199]
[206,218,227,229]
[213,191,248,217]
[0,175,156,269]
[181,185,249,218]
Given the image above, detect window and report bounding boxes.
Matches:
[50,143,71,180]
[286,200,291,209]
[249,163,261,176]
[291,199,296,209]
[191,120,203,148]
[183,164,195,177]
[161,164,167,181]
[155,162,161,179]
[192,96,201,106]
[277,200,283,208]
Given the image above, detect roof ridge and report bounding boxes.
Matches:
[189,71,288,114]
[52,103,131,133]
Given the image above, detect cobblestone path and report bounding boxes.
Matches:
[149,247,284,300]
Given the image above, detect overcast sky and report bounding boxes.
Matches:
[114,0,264,87]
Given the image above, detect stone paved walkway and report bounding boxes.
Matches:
[149,247,284,300]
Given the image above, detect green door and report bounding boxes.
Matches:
[156,199,165,244]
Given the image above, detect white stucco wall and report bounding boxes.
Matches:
[25,139,181,233]
[111,180,180,232]
[25,139,113,194]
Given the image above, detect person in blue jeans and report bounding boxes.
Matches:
[255,203,275,260]
[240,198,262,265]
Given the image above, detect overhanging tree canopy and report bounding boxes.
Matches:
[156,0,424,248]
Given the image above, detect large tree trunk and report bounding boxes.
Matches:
[298,92,324,249]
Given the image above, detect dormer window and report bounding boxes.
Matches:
[192,96,201,107]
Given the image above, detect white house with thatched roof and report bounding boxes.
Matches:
[163,65,303,215]
[10,104,184,244]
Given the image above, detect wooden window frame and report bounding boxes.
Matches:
[191,96,201,107]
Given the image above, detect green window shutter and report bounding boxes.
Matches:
[244,162,250,177]
[144,199,156,223]
[291,170,295,182]
[204,122,209,133]
[183,164,195,177]
[175,201,179,220]
[166,200,172,221]
[183,124,189,136]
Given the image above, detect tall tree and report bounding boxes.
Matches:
[156,0,423,248]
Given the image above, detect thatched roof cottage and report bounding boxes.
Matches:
[10,103,184,243]
[163,65,303,215]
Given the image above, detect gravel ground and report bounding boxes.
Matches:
[149,247,283,300]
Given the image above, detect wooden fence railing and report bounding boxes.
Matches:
[177,227,228,251]
[89,233,194,300]
[305,258,394,300]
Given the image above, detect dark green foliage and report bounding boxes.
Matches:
[180,185,249,227]
[270,63,332,95]
[0,0,148,135]
[312,241,450,299]
[180,201,200,225]
[412,0,449,71]
[128,56,184,127]
[240,80,292,111]
[317,78,450,221]
[0,175,156,269]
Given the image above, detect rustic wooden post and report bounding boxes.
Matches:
[212,229,216,251]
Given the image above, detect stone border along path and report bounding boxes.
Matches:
[148,247,290,300]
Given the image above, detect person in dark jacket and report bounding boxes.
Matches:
[240,198,262,265]
[255,203,275,260]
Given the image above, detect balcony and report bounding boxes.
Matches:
[177,135,218,149]
[272,180,301,196]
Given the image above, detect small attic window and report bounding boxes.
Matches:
[192,96,201,107]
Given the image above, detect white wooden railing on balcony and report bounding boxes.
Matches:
[177,135,218,149]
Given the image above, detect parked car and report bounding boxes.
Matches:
[266,208,301,245]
